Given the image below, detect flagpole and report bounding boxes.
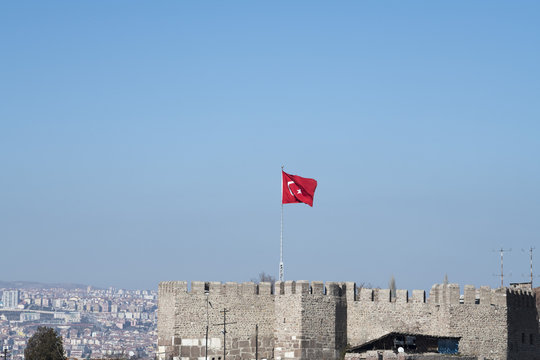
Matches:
[280,166,284,282]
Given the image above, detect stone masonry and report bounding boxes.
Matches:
[158,281,539,360]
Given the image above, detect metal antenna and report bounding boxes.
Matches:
[522,247,536,287]
[493,248,511,288]
[528,246,535,287]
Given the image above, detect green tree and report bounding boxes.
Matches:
[24,326,66,360]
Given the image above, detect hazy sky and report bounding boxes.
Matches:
[1,1,539,291]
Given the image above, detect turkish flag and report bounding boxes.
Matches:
[282,170,318,207]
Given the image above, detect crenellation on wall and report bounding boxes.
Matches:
[311,281,324,295]
[345,282,356,301]
[411,289,425,303]
[479,285,491,305]
[275,280,284,295]
[190,281,205,294]
[326,281,341,296]
[446,283,460,304]
[207,281,222,294]
[284,280,296,294]
[160,280,188,293]
[359,288,373,302]
[377,289,391,302]
[463,285,475,304]
[507,287,535,308]
[258,281,272,295]
[428,283,440,303]
[395,289,407,303]
[296,280,310,294]
[241,281,257,295]
[224,281,239,296]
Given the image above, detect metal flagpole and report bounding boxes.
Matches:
[280,166,284,282]
[280,203,284,282]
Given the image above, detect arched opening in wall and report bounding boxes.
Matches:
[530,334,534,345]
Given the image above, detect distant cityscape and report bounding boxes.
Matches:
[0,283,157,360]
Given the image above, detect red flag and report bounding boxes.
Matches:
[282,170,318,207]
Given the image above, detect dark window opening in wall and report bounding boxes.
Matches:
[522,333,525,344]
[530,334,534,345]
[475,298,480,304]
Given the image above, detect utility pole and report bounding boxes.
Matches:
[255,324,259,360]
[205,291,209,360]
[213,308,236,360]
[205,290,212,360]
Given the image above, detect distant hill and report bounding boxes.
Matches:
[0,280,90,290]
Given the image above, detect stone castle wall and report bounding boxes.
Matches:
[158,280,539,360]
[158,281,275,360]
[506,288,538,359]
[274,281,347,360]
[345,283,511,359]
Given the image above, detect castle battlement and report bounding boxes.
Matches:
[159,280,537,306]
[507,287,536,307]
[158,280,274,295]
[158,280,539,360]
[159,280,352,297]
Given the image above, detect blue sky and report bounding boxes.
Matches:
[1,1,539,290]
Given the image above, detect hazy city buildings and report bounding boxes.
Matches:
[0,285,157,360]
[2,290,20,309]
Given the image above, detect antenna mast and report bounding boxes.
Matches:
[529,247,535,287]
[496,248,511,288]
